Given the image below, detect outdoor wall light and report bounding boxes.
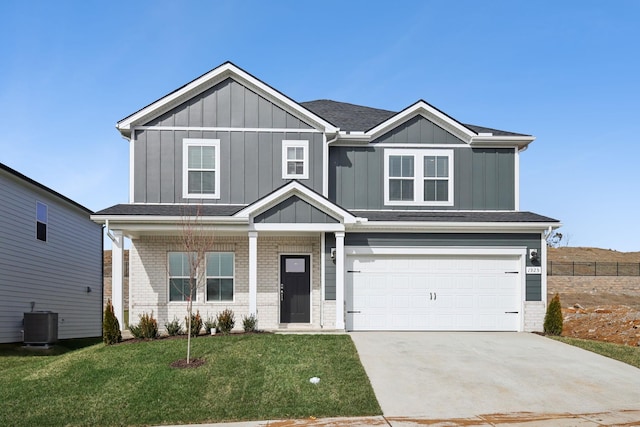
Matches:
[529,249,539,263]
[86,286,92,293]
[330,248,336,262]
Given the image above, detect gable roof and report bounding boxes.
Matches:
[301,99,529,137]
[117,62,339,138]
[0,162,93,214]
[234,180,359,225]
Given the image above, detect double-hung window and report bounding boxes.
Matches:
[384,149,454,206]
[206,252,234,302]
[282,140,309,179]
[183,139,220,199]
[168,252,197,302]
[36,201,47,242]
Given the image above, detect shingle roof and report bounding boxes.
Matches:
[0,162,93,214]
[95,204,558,224]
[300,99,528,136]
[350,210,559,223]
[94,204,243,216]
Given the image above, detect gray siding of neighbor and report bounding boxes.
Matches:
[0,171,103,343]
[254,196,339,224]
[324,233,542,301]
[134,78,324,204]
[329,146,515,210]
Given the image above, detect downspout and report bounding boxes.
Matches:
[321,130,340,328]
[105,219,117,243]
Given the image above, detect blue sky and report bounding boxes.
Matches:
[1,1,639,251]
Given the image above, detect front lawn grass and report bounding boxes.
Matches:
[0,334,380,426]
[552,336,640,369]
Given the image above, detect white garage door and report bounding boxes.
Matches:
[345,254,522,331]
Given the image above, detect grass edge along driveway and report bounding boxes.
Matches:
[0,334,381,427]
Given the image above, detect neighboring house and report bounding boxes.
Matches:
[92,62,559,333]
[0,162,103,343]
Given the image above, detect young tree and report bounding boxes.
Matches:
[172,205,214,364]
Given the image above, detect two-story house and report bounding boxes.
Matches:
[92,62,559,333]
[1,162,103,343]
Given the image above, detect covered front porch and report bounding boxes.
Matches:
[93,181,359,332]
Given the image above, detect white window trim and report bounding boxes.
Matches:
[182,138,221,199]
[168,252,198,303]
[205,252,235,303]
[282,140,309,180]
[383,149,454,206]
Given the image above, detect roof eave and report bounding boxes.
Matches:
[348,221,561,233]
[470,135,536,150]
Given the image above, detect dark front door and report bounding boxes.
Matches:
[280,255,311,323]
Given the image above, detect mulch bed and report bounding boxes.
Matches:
[170,358,206,369]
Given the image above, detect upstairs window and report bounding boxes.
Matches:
[424,155,450,202]
[384,149,454,206]
[282,140,309,179]
[389,155,414,201]
[36,201,47,242]
[183,139,220,199]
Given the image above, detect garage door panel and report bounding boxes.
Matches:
[346,254,521,331]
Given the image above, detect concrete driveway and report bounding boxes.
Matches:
[350,332,640,419]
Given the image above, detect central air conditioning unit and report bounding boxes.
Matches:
[24,311,58,346]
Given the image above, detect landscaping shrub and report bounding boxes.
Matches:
[185,310,203,337]
[242,313,258,332]
[103,299,122,345]
[129,312,159,339]
[544,293,563,336]
[216,308,235,334]
[204,316,217,334]
[165,317,183,336]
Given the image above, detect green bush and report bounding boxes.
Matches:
[204,316,217,334]
[103,299,122,345]
[242,313,258,332]
[544,293,563,336]
[185,310,203,337]
[165,317,183,336]
[216,308,235,335]
[129,312,159,339]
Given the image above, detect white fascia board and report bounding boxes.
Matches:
[91,214,247,225]
[347,221,561,233]
[117,62,338,136]
[470,135,535,150]
[234,181,358,224]
[366,101,476,143]
[251,223,345,232]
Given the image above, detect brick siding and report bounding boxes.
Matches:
[128,235,324,333]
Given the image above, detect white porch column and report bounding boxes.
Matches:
[334,231,345,330]
[248,231,258,316]
[111,230,125,331]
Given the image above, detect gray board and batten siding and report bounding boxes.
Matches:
[134,78,324,204]
[329,116,515,211]
[324,233,542,302]
[254,196,339,224]
[0,167,103,343]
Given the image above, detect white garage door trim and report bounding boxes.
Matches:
[345,246,527,332]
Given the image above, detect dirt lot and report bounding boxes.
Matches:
[548,247,640,347]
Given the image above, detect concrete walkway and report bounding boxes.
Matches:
[350,332,640,420]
